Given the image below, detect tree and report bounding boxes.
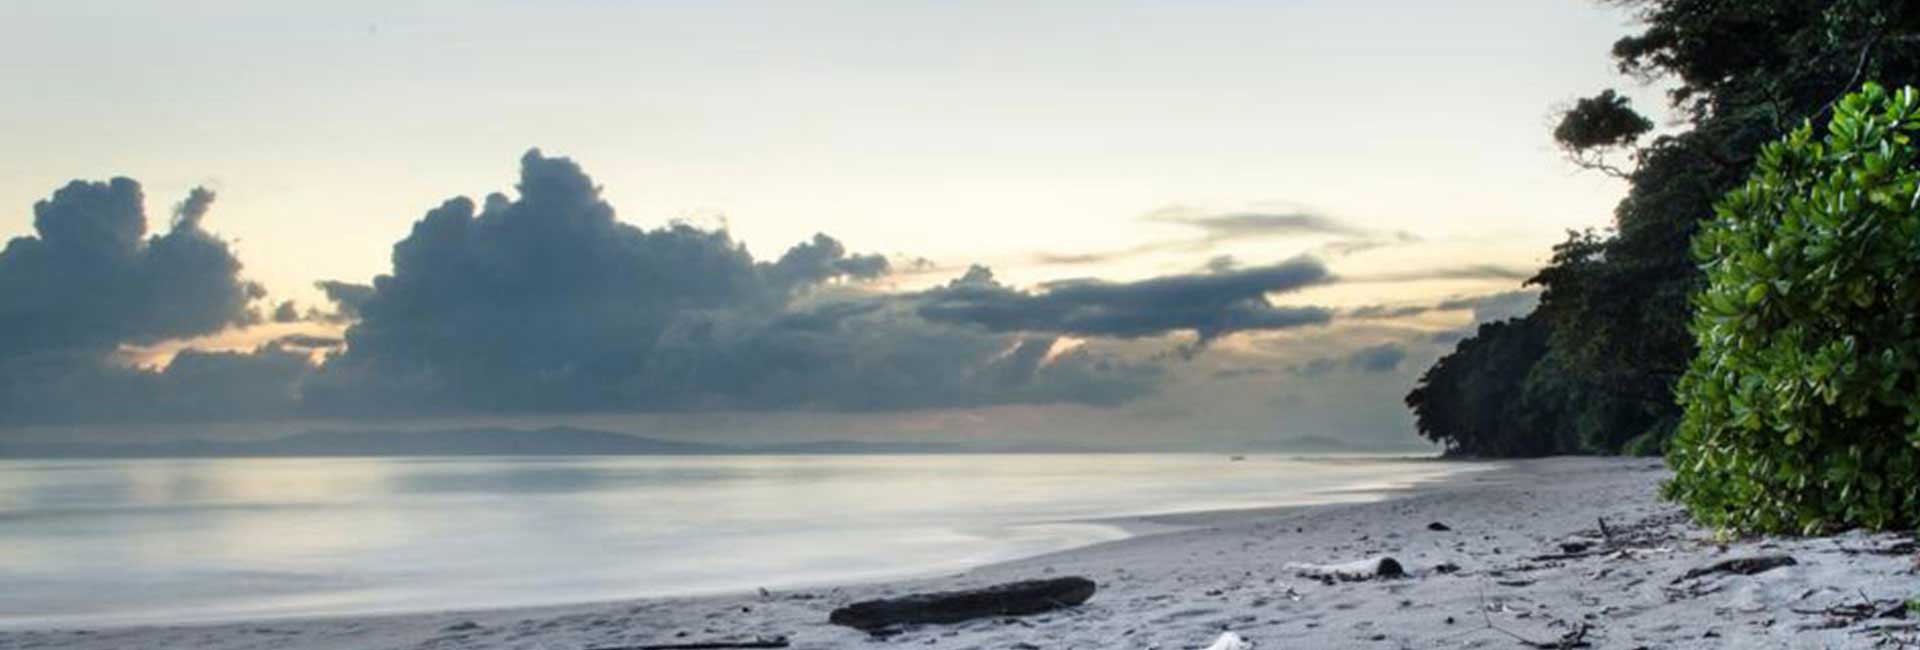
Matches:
[1666,84,1920,534]
[1409,0,1920,458]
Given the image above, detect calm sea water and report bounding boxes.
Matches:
[0,454,1461,628]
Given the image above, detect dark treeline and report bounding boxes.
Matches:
[1407,0,1920,457]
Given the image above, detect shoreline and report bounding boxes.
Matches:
[3,457,1914,649]
[0,453,1476,633]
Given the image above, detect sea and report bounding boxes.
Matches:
[0,453,1467,628]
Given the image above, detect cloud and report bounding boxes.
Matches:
[766,233,891,293]
[1286,342,1407,377]
[271,300,301,323]
[302,149,1161,416]
[1287,357,1340,378]
[1210,366,1274,380]
[1436,290,1540,323]
[1345,290,1541,323]
[1346,264,1535,283]
[0,179,261,360]
[1346,343,1407,372]
[273,334,345,349]
[313,280,374,322]
[1144,206,1369,239]
[916,257,1334,346]
[1032,205,1406,267]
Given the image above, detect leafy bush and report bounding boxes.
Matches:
[1666,84,1920,534]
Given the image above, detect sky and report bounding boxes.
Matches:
[0,1,1668,448]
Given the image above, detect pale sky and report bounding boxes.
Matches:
[0,1,1669,447]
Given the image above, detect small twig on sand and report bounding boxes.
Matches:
[1478,583,1594,649]
[1596,517,1614,548]
[586,637,791,650]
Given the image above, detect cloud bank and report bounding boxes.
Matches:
[295,150,1162,417]
[917,259,1333,346]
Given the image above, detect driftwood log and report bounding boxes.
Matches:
[585,638,788,650]
[827,577,1096,631]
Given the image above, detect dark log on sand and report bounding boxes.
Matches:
[586,638,789,650]
[827,577,1097,631]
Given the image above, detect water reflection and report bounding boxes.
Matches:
[0,454,1461,628]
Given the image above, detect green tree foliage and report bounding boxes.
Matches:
[1666,84,1920,534]
[1407,316,1568,457]
[1407,0,1920,458]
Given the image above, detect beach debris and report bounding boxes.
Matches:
[1790,589,1910,629]
[1203,631,1254,650]
[584,636,789,650]
[1427,521,1452,532]
[826,576,1097,631]
[1671,554,1798,584]
[1476,588,1594,648]
[1285,556,1406,583]
[1835,538,1918,556]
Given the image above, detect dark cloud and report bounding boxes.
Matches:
[1346,343,1407,373]
[312,280,374,323]
[1286,342,1407,377]
[302,149,1159,416]
[0,179,261,360]
[1210,366,1274,380]
[1345,290,1541,324]
[0,179,293,425]
[271,300,301,323]
[1346,304,1435,319]
[917,257,1334,346]
[766,233,890,293]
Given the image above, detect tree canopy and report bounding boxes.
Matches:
[1407,0,1920,457]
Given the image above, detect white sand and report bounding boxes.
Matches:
[4,457,1915,649]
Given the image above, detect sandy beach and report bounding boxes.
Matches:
[4,457,1914,650]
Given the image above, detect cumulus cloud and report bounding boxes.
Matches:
[0,179,262,360]
[915,257,1334,346]
[303,149,1160,416]
[0,179,299,425]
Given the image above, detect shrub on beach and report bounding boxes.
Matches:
[1666,84,1920,534]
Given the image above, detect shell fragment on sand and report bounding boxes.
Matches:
[1204,631,1254,650]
